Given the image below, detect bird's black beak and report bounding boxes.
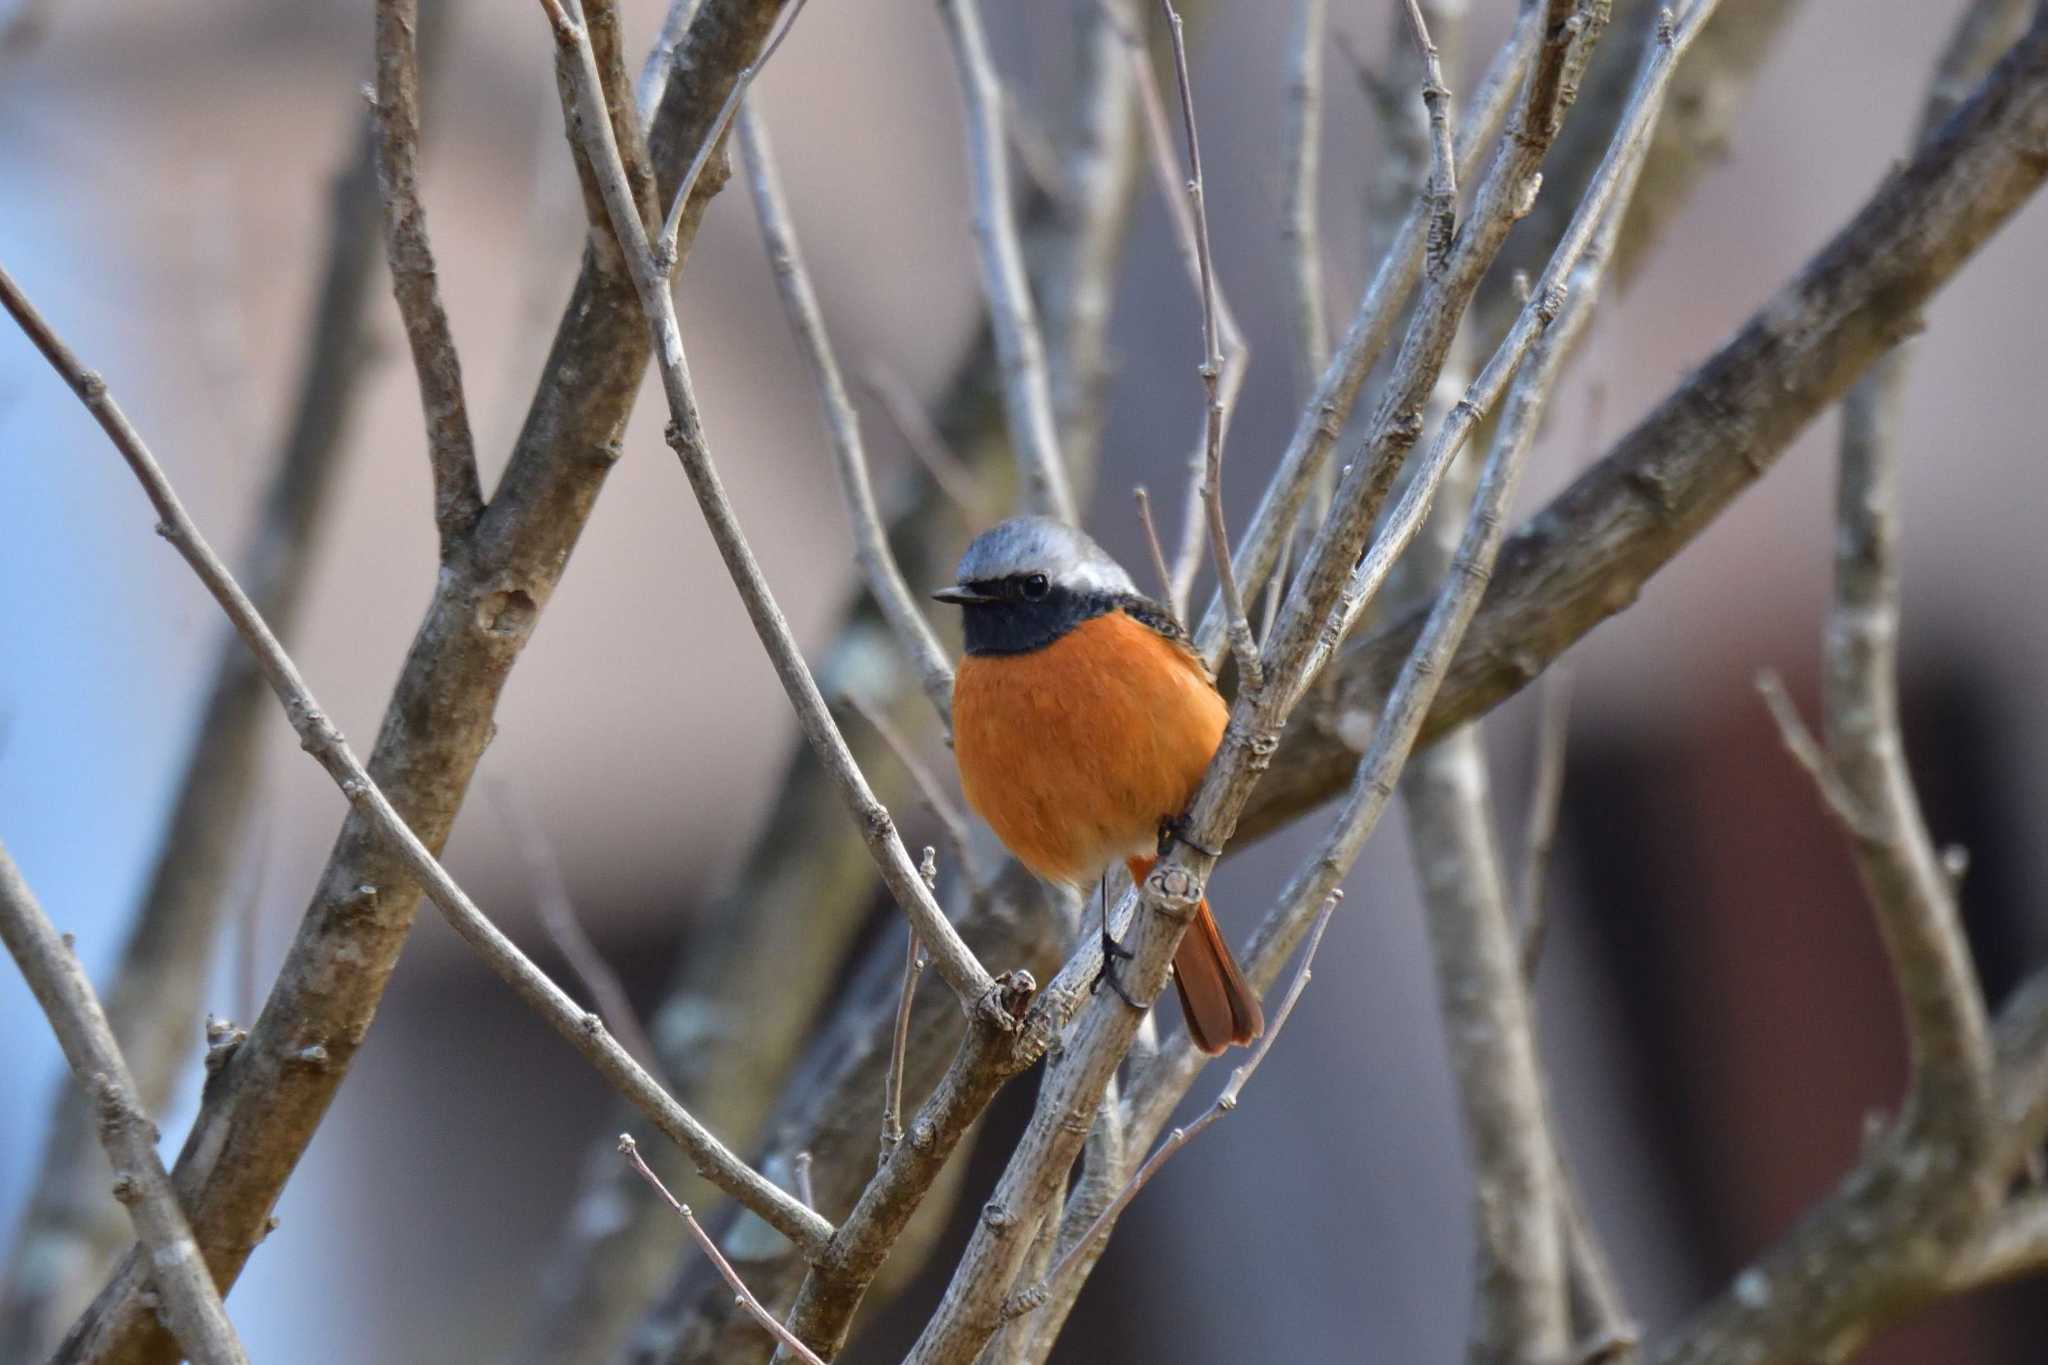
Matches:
[932,584,995,606]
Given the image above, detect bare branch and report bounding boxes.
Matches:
[1246,20,2048,846]
[859,363,988,518]
[937,0,1076,524]
[1115,20,1249,623]
[1156,0,1262,694]
[541,4,999,1018]
[1947,1189,2048,1291]
[373,0,483,550]
[774,977,1050,1361]
[1281,0,1331,395]
[1115,31,1697,1361]
[737,98,957,729]
[528,13,1148,1350]
[488,782,661,1074]
[899,9,1672,1357]
[0,841,248,1365]
[618,1136,827,1365]
[1556,1152,1636,1357]
[1400,0,1459,274]
[1,88,389,1363]
[654,0,811,270]
[843,695,975,886]
[1132,485,1177,618]
[1016,890,1341,1319]
[791,1152,816,1212]
[1190,4,1543,668]
[1755,670,1881,840]
[1818,0,2024,1138]
[56,3,818,1358]
[0,260,835,1262]
[1387,42,1573,1334]
[1034,0,1143,489]
[1518,670,1575,981]
[881,852,936,1163]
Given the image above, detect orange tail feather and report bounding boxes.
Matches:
[1127,857,1263,1054]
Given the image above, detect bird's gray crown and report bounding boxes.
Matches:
[953,516,1137,596]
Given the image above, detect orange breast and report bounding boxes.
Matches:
[952,611,1229,887]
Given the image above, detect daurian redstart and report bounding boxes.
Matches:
[934,517,1263,1053]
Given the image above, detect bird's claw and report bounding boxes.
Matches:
[1157,814,1219,860]
[1091,930,1140,1009]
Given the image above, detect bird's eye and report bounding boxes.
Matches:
[1021,573,1050,600]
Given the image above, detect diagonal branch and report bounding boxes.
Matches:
[1190,2,1542,667]
[1820,0,2027,1138]
[1242,20,2048,844]
[537,0,998,1015]
[0,81,392,1365]
[736,98,956,730]
[1009,890,1341,1324]
[618,1137,827,1365]
[0,842,248,1365]
[373,0,483,551]
[936,0,1076,525]
[53,4,820,1361]
[0,261,835,1260]
[1156,0,1262,695]
[1112,14,1249,624]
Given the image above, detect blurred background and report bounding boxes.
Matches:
[2,0,2045,1360]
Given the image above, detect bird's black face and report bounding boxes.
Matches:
[934,572,1109,655]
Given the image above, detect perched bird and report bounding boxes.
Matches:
[934,516,1263,1053]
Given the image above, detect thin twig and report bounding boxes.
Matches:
[738,98,957,729]
[0,259,835,1261]
[843,693,976,890]
[1132,486,1177,620]
[1036,0,1142,488]
[882,851,936,1163]
[0,842,249,1365]
[1249,10,2048,848]
[1400,0,1460,275]
[654,0,812,270]
[1119,14,1250,633]
[1815,0,2018,1136]
[792,1151,817,1211]
[1946,1188,2048,1290]
[937,0,1076,524]
[859,363,988,517]
[1286,1,1689,707]
[49,3,845,1355]
[1188,6,1541,669]
[774,997,1046,1361]
[1156,0,1261,694]
[538,2,1000,1018]
[1518,669,1575,981]
[488,781,662,1073]
[1755,670,1881,841]
[1119,20,1705,1354]
[373,0,483,551]
[618,1135,828,1365]
[1282,0,1331,397]
[1012,891,1341,1317]
[902,11,1654,1358]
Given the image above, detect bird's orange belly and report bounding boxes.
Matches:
[953,612,1228,888]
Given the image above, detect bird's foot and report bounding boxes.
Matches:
[1157,813,1220,861]
[1091,929,1140,1009]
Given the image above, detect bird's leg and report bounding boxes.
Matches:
[1090,876,1140,1010]
[1157,812,1219,860]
